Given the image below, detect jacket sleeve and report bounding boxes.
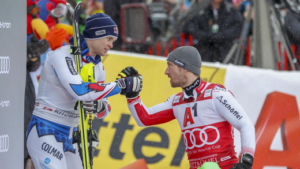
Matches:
[46,50,121,101]
[126,95,176,127]
[94,98,111,119]
[212,89,256,156]
[94,71,112,119]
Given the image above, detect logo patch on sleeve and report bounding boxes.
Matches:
[204,89,212,97]
[214,86,226,92]
[65,57,78,75]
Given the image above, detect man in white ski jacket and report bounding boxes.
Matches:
[122,46,255,169]
[26,13,142,169]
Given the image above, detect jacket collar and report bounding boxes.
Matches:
[82,53,101,64]
[183,77,207,100]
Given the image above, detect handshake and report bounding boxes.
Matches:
[116,67,143,98]
[81,67,142,117]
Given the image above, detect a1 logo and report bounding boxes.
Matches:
[183,103,198,127]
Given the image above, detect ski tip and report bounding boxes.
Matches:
[74,2,82,19]
[66,2,74,17]
[75,1,82,10]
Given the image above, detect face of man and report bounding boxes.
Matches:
[88,36,117,56]
[165,61,187,88]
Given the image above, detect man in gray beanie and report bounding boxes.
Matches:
[119,46,256,169]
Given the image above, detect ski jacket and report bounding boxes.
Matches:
[127,78,255,169]
[33,45,120,127]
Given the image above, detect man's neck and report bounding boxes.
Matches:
[83,54,101,64]
[182,75,199,88]
[88,51,96,58]
[183,77,201,98]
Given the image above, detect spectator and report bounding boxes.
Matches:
[186,0,243,62]
[233,0,253,21]
[285,10,300,47]
[86,0,105,16]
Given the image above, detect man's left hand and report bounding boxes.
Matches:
[81,100,105,114]
[116,66,139,80]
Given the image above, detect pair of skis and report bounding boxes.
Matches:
[66,2,97,169]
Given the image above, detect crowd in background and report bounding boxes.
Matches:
[27,0,254,65]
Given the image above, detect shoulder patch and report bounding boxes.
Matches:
[204,89,212,98]
[213,86,226,92]
[173,96,181,104]
[65,57,78,75]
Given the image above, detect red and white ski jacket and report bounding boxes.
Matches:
[127,79,255,169]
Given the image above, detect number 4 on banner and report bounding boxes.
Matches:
[253,92,300,168]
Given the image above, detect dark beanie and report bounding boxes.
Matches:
[83,13,118,40]
[167,46,202,76]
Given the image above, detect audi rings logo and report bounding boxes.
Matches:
[182,126,220,149]
[0,56,10,74]
[0,135,9,153]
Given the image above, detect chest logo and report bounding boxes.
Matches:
[182,126,220,149]
[184,107,195,127]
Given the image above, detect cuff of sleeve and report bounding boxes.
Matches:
[127,96,141,104]
[241,146,255,157]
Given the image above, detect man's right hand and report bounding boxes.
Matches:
[116,67,140,95]
[117,75,143,97]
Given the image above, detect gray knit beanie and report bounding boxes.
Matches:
[167,46,202,76]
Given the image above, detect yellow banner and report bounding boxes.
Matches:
[92,52,226,169]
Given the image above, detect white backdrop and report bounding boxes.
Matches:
[225,64,300,169]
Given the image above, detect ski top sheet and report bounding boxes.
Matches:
[67,2,93,169]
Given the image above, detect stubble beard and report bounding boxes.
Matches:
[171,81,181,88]
[170,73,186,88]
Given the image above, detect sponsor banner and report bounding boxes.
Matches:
[0,0,26,168]
[224,65,300,169]
[92,51,226,169]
